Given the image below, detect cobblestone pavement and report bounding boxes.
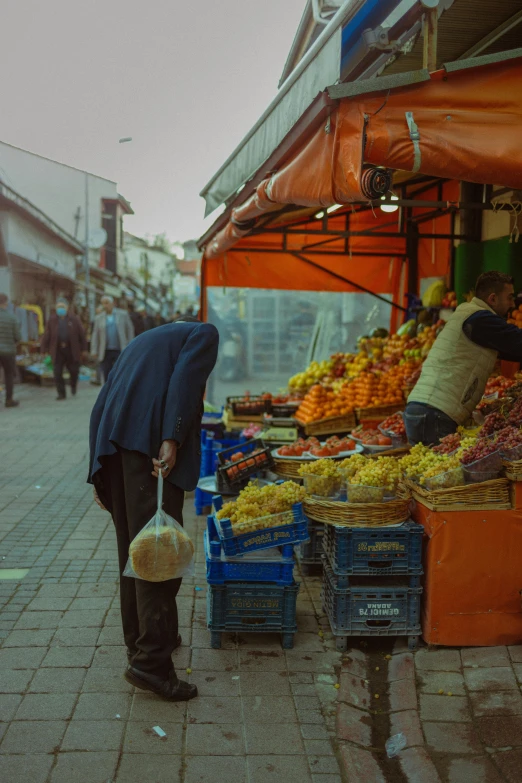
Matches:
[0,384,344,783]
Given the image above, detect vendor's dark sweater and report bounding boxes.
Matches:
[88,321,219,494]
[463,311,522,360]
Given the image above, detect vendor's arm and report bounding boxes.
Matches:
[463,311,522,362]
[162,323,219,445]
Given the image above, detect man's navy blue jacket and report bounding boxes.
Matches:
[88,320,219,494]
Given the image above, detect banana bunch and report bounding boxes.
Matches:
[422,280,446,308]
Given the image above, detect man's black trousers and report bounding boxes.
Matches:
[99,449,184,677]
[0,354,15,402]
[54,344,79,398]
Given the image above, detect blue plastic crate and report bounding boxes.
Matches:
[322,521,423,580]
[207,580,299,648]
[210,498,309,557]
[321,557,422,652]
[204,529,295,585]
[297,519,324,569]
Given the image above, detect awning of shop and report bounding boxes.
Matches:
[9,253,76,283]
[203,50,522,261]
[199,0,406,217]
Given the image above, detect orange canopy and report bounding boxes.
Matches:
[204,54,522,261]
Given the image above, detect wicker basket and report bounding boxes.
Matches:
[295,412,357,437]
[502,458,522,482]
[355,403,405,423]
[303,496,411,528]
[404,478,511,511]
[272,459,307,479]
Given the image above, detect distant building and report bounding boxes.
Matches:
[0,141,133,277]
[0,180,83,314]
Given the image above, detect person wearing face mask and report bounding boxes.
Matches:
[40,297,88,400]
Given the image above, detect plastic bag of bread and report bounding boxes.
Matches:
[123,471,194,582]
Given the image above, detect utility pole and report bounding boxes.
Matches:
[84,172,91,318]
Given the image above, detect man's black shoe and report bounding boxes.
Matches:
[56,395,66,401]
[5,400,19,408]
[127,634,182,664]
[124,666,198,701]
[71,386,77,396]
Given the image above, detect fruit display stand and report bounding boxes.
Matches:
[304,495,411,528]
[404,477,511,512]
[295,412,356,437]
[355,402,405,425]
[412,492,522,647]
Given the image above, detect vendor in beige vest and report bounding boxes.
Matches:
[405,271,521,445]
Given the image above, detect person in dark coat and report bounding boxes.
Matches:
[88,317,219,701]
[127,301,144,336]
[41,297,88,400]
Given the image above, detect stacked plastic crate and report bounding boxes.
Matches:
[205,496,309,649]
[195,431,245,516]
[321,521,424,652]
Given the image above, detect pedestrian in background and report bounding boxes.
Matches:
[0,292,21,408]
[88,316,219,701]
[91,295,134,383]
[40,297,88,401]
[127,301,145,336]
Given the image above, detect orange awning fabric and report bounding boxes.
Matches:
[204,55,522,261]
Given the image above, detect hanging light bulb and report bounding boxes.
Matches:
[327,204,343,214]
[380,195,399,213]
[315,211,325,219]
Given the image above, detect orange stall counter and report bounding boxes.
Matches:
[413,496,522,647]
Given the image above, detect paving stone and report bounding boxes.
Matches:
[338,672,370,710]
[294,695,322,711]
[241,696,297,724]
[2,629,55,647]
[239,650,287,672]
[68,596,112,611]
[91,645,127,668]
[26,595,73,611]
[311,775,343,783]
[415,649,462,672]
[0,694,22,722]
[0,669,34,694]
[50,751,119,783]
[417,671,466,696]
[15,693,77,720]
[336,704,372,746]
[420,694,471,722]
[492,749,522,783]
[470,689,522,717]
[464,666,518,692]
[308,757,341,775]
[191,648,239,671]
[508,645,522,664]
[188,696,243,724]
[42,646,95,668]
[235,671,290,696]
[186,723,244,755]
[95,625,123,646]
[477,715,522,747]
[245,722,305,754]
[303,739,335,756]
[81,668,133,693]
[29,667,86,693]
[0,753,54,783]
[339,649,367,679]
[424,722,482,754]
[389,678,418,712]
[339,745,386,782]
[0,719,67,753]
[123,721,183,753]
[115,753,183,782]
[389,652,415,681]
[461,647,511,668]
[58,609,107,627]
[72,692,131,720]
[61,719,124,751]
[51,627,100,647]
[286,651,338,674]
[191,671,240,697]
[130,691,186,726]
[301,724,330,740]
[447,756,503,783]
[247,755,312,783]
[399,747,441,783]
[0,647,47,669]
[390,709,425,747]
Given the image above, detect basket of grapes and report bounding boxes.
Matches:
[211,481,308,556]
[460,440,503,484]
[299,458,344,499]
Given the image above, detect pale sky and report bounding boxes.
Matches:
[0,0,307,243]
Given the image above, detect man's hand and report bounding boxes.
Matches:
[152,439,178,478]
[93,488,106,511]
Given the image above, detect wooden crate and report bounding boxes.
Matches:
[295,412,357,437]
[355,403,405,424]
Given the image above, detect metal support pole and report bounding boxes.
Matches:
[422,6,438,71]
[84,172,90,317]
